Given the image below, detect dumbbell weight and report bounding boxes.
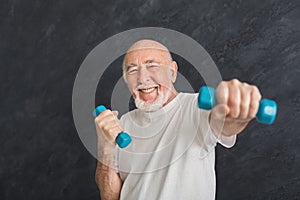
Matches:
[198,86,277,124]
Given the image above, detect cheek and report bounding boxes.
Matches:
[153,71,172,88]
[126,81,138,97]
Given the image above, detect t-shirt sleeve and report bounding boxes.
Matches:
[217,133,236,148]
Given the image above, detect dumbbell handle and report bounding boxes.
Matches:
[198,86,277,124]
[93,105,132,148]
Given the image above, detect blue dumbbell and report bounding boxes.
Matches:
[198,86,277,124]
[93,105,132,148]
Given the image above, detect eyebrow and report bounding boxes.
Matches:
[126,60,160,68]
[145,59,159,64]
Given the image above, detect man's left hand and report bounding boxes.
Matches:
[209,79,262,136]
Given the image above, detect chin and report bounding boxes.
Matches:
[135,89,171,112]
[135,97,163,112]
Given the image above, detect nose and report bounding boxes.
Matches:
[137,67,151,84]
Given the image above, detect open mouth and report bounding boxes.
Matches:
[136,86,159,103]
[138,86,158,93]
[139,86,158,93]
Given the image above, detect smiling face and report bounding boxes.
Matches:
[123,40,178,112]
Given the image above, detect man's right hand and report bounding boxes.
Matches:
[94,109,124,146]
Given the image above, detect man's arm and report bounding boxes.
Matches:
[95,160,122,200]
[94,110,124,200]
[209,79,262,137]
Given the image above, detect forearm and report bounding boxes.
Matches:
[209,112,250,137]
[221,121,249,136]
[95,161,122,200]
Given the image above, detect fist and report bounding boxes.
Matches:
[210,79,262,136]
[94,109,123,145]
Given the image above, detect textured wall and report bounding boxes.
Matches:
[1,0,299,199]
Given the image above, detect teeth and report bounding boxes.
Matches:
[141,87,156,93]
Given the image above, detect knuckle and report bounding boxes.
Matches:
[217,81,227,90]
[252,86,262,99]
[102,110,112,116]
[242,82,249,87]
[216,82,230,103]
[251,85,259,93]
[251,85,258,92]
[258,92,262,99]
[219,81,226,86]
[95,117,102,126]
[231,78,239,85]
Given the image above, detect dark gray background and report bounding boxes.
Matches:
[1,0,299,199]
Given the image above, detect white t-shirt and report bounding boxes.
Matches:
[117,93,236,200]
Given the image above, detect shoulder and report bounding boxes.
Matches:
[178,92,198,102]
[177,92,199,111]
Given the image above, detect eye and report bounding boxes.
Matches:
[147,64,160,70]
[127,67,138,74]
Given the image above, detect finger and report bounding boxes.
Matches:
[248,86,262,118]
[112,110,119,117]
[216,81,229,105]
[95,113,111,129]
[102,117,123,131]
[239,83,251,119]
[96,120,122,144]
[97,113,122,130]
[94,109,113,124]
[228,79,240,118]
[111,110,124,133]
[95,109,118,127]
[103,124,122,139]
[109,126,125,144]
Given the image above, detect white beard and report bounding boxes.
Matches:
[135,86,171,112]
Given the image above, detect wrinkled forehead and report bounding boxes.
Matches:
[124,48,171,65]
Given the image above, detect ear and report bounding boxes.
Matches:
[170,61,178,83]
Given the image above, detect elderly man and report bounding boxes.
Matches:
[94,40,262,199]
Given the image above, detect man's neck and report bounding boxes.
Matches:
[162,89,178,107]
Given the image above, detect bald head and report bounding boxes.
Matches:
[127,39,170,53]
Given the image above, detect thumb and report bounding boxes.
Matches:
[210,104,230,121]
[209,104,230,136]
